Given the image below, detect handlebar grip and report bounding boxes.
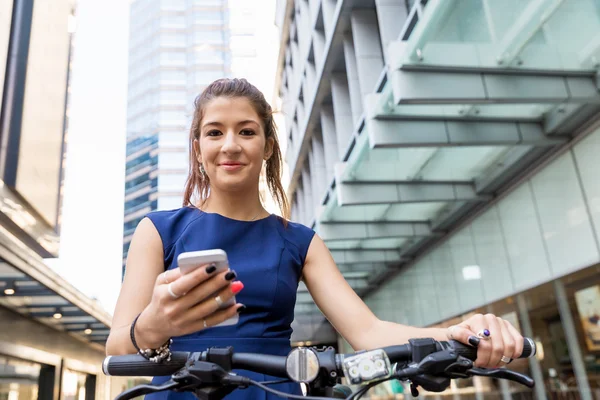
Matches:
[381,344,412,363]
[521,337,536,358]
[449,337,536,362]
[103,352,189,376]
[232,353,288,378]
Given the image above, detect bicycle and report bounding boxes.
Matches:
[103,337,537,400]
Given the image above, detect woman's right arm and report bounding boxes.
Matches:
[106,217,166,355]
[105,217,243,356]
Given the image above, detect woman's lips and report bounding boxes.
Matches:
[220,163,243,171]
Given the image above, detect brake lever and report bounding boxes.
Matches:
[467,368,535,388]
[114,381,180,400]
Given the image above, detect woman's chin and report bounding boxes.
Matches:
[213,178,254,193]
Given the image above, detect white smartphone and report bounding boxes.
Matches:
[176,249,239,327]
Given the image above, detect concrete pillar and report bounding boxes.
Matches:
[296,0,312,62]
[553,280,593,400]
[302,163,314,223]
[310,129,328,206]
[305,61,317,106]
[516,294,548,400]
[342,34,363,125]
[320,106,339,178]
[296,184,306,225]
[330,74,354,160]
[374,0,410,63]
[350,9,385,104]
[321,0,337,39]
[291,196,298,222]
[313,28,326,69]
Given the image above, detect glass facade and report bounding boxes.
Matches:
[358,124,600,398]
[122,134,159,275]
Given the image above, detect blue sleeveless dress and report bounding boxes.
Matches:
[143,207,315,400]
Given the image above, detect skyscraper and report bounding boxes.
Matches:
[123,0,232,272]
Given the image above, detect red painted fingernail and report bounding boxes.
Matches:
[231,281,244,294]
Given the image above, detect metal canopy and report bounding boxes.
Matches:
[0,257,111,346]
[291,0,600,325]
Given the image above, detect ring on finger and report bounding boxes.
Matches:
[214,295,223,307]
[167,282,180,299]
[500,355,511,364]
[203,319,208,329]
[477,329,491,340]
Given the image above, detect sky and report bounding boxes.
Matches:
[48,0,283,315]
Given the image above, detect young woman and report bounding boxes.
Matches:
[107,78,525,399]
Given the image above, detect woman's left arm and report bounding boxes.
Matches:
[302,234,524,368]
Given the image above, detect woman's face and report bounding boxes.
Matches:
[195,96,273,194]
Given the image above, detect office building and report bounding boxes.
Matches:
[123,0,231,271]
[276,0,600,398]
[0,0,129,398]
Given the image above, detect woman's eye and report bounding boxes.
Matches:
[206,130,221,136]
[240,129,255,136]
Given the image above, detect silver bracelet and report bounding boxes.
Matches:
[130,313,173,363]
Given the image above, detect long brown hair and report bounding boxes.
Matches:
[183,78,290,220]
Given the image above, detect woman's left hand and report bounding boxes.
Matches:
[445,313,524,368]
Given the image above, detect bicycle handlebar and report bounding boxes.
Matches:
[103,337,535,378]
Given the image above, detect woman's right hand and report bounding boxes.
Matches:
[134,264,244,348]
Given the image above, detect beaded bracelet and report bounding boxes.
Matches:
[130,312,173,363]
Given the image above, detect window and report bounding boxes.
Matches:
[160,0,185,11]
[159,131,189,147]
[0,355,42,400]
[159,111,186,126]
[158,151,188,169]
[160,33,186,47]
[160,16,185,28]
[193,30,225,44]
[159,70,186,85]
[193,11,224,24]
[159,173,188,191]
[159,90,186,105]
[195,70,225,85]
[159,52,186,66]
[158,195,185,210]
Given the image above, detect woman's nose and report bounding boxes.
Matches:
[221,132,241,153]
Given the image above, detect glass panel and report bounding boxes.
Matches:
[326,202,447,222]
[471,207,516,304]
[430,244,461,318]
[371,80,556,119]
[448,226,486,310]
[324,237,408,250]
[530,151,600,276]
[61,369,87,400]
[0,356,41,400]
[497,184,553,290]
[322,240,362,250]
[403,0,600,71]
[573,126,600,254]
[416,255,442,325]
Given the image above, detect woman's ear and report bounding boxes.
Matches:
[193,139,202,164]
[264,137,274,160]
